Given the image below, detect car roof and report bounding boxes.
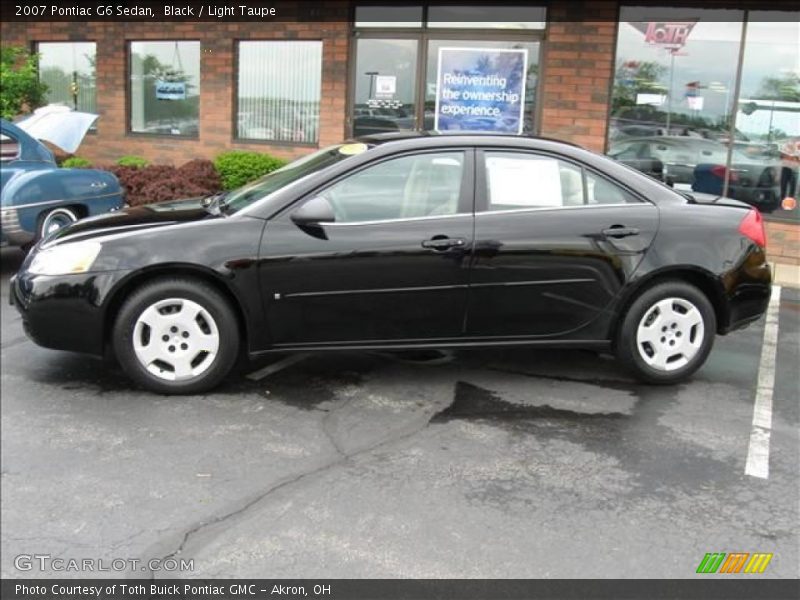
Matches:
[352,131,584,149]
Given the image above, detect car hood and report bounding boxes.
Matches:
[43,197,216,246]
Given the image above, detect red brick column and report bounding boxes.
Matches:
[539,1,618,152]
[766,221,800,265]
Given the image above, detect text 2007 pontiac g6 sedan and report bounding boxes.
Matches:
[10,134,771,394]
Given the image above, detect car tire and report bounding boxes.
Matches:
[39,207,78,240]
[616,280,716,384]
[112,277,240,394]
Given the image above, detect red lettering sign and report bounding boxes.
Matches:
[643,22,696,50]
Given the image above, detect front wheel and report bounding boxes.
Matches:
[616,281,716,384]
[113,278,240,394]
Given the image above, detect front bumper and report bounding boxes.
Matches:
[10,268,128,356]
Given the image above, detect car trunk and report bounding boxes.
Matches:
[682,191,752,210]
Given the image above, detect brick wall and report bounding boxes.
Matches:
[766,221,800,265]
[0,19,350,165]
[539,1,618,153]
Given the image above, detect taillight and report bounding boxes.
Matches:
[710,165,739,183]
[738,208,766,247]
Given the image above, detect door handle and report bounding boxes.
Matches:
[422,237,466,250]
[601,226,640,239]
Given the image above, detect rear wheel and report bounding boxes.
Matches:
[113,278,240,394]
[616,280,716,384]
[39,207,78,239]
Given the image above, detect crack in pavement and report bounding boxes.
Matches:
[145,386,455,580]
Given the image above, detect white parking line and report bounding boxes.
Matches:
[745,285,781,479]
[246,353,310,381]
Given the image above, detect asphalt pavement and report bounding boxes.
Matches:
[1,246,798,579]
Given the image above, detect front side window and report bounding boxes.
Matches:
[321,152,465,223]
[38,42,96,114]
[129,41,200,136]
[237,41,323,144]
[483,152,640,210]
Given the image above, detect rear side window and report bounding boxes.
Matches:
[0,133,20,162]
[482,151,641,210]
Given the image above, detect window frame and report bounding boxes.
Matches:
[126,39,202,140]
[284,148,476,226]
[353,4,547,31]
[475,148,649,214]
[232,39,324,147]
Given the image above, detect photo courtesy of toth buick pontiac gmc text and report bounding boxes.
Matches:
[9,134,772,394]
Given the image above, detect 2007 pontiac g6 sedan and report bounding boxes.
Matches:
[10,134,772,394]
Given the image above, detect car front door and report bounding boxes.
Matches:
[466,149,659,339]
[259,149,474,347]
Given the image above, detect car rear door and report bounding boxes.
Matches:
[258,148,475,346]
[465,149,659,339]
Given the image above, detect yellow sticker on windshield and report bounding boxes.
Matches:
[338,143,369,156]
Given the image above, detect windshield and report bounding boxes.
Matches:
[222,143,371,215]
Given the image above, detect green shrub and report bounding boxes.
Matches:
[61,156,92,168]
[116,155,149,168]
[213,151,286,190]
[0,46,48,120]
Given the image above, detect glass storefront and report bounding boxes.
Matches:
[353,38,419,136]
[734,14,800,221]
[352,5,544,138]
[608,8,799,221]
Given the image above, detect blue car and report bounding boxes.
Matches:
[1,119,124,249]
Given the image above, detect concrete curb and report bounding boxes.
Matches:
[772,262,800,290]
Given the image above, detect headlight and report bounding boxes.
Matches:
[28,242,102,276]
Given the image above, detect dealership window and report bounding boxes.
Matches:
[352,5,544,137]
[129,41,200,136]
[733,14,800,213]
[608,9,744,191]
[37,42,96,114]
[608,9,799,220]
[236,41,323,144]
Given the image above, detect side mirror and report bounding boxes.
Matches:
[291,196,335,226]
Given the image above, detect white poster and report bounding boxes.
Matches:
[375,75,396,96]
[486,156,562,207]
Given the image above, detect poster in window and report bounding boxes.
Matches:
[435,47,527,134]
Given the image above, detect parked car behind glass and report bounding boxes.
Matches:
[609,136,793,212]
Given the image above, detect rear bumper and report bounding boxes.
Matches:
[720,249,772,334]
[1,208,34,246]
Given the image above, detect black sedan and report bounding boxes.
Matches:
[10,134,772,394]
